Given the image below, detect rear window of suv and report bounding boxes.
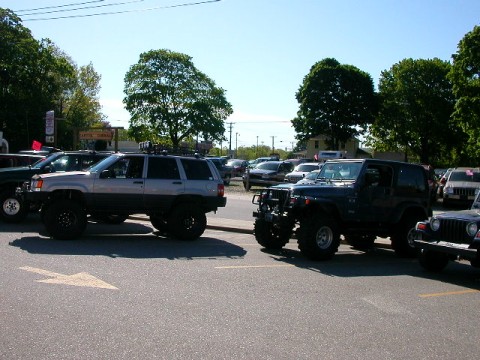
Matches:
[180,158,213,180]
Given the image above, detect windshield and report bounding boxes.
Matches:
[256,162,281,171]
[31,152,64,169]
[318,162,362,180]
[305,170,320,180]
[449,170,480,182]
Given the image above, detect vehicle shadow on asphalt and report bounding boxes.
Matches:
[9,231,248,260]
[260,246,480,290]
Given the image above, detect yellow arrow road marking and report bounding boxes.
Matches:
[19,266,118,290]
[419,289,479,298]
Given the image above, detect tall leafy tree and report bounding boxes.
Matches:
[0,8,104,151]
[367,58,456,165]
[57,62,105,149]
[123,49,232,150]
[449,25,480,164]
[293,58,377,150]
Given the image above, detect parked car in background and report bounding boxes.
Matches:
[207,157,234,185]
[0,150,111,223]
[247,156,279,169]
[442,167,480,207]
[284,162,322,183]
[226,158,249,177]
[0,153,45,168]
[284,158,315,167]
[296,169,321,185]
[243,160,294,190]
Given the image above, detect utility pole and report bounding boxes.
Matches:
[227,122,234,157]
[235,132,240,158]
[271,136,276,155]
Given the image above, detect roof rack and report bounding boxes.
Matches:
[138,141,204,158]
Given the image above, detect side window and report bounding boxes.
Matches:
[397,166,426,193]
[125,157,145,178]
[147,157,180,179]
[107,157,144,179]
[365,165,393,187]
[181,159,213,180]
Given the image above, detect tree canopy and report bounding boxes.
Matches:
[293,58,377,150]
[449,25,480,163]
[367,58,456,165]
[0,8,105,151]
[123,49,232,150]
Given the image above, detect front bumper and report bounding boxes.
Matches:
[413,238,479,260]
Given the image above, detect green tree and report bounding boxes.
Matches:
[0,8,104,151]
[367,58,456,165]
[449,25,480,164]
[57,62,105,149]
[123,49,232,150]
[293,58,377,150]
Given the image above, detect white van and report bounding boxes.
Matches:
[317,151,346,161]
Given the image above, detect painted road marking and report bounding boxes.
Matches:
[19,266,118,290]
[419,289,479,298]
[215,264,295,269]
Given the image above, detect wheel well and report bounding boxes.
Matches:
[299,202,340,222]
[49,189,85,205]
[397,206,428,224]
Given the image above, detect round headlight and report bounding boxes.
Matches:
[430,217,440,231]
[466,222,478,237]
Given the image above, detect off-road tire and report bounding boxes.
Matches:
[0,189,29,223]
[344,235,376,250]
[391,215,422,258]
[167,204,207,240]
[418,250,449,272]
[254,217,293,249]
[297,215,340,261]
[44,199,87,240]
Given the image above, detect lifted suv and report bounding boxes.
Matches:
[23,152,227,240]
[0,151,109,223]
[252,159,431,260]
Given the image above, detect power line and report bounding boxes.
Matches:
[19,0,221,21]
[17,0,147,16]
[15,0,106,13]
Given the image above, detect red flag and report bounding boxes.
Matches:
[32,140,42,151]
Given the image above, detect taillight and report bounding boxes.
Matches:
[217,184,224,197]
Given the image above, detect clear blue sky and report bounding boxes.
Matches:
[3,0,480,150]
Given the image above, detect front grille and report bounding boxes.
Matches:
[453,188,476,197]
[265,188,291,208]
[437,219,473,244]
